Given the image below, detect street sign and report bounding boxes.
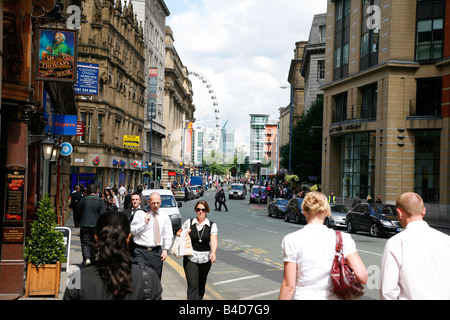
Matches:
[74,62,99,95]
[123,135,139,150]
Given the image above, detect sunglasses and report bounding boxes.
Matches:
[196,208,207,212]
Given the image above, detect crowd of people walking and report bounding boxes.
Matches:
[65,182,450,300]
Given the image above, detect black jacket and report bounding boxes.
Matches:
[76,194,106,227]
[63,263,162,300]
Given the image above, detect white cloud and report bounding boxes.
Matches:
[165,0,327,145]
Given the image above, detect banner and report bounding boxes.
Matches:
[123,135,140,150]
[36,27,78,82]
[47,115,78,135]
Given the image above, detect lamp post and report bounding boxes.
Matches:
[41,135,56,196]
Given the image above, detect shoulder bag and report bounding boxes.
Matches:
[330,231,364,300]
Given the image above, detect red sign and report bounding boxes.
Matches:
[168,171,177,177]
[77,121,85,136]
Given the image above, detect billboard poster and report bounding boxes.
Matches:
[148,67,158,120]
[75,62,99,95]
[36,27,78,82]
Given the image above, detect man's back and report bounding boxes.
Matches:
[78,195,106,227]
[381,221,450,299]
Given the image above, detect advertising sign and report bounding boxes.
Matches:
[47,115,78,135]
[5,170,25,221]
[123,135,140,150]
[75,62,99,95]
[36,27,78,82]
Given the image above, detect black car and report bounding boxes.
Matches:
[346,203,404,237]
[268,198,290,218]
[284,197,306,224]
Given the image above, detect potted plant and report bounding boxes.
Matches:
[24,194,66,297]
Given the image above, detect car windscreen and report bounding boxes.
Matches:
[160,195,176,208]
[232,185,243,190]
[276,199,289,206]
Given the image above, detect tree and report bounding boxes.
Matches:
[281,98,323,182]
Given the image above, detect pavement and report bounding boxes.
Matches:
[20,212,188,300]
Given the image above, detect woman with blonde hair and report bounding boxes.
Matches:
[279,191,367,300]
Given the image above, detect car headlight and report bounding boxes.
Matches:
[380,220,392,226]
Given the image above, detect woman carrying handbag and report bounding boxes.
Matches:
[279,191,368,300]
[176,200,218,300]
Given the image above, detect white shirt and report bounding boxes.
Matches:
[380,221,450,300]
[282,225,357,300]
[182,218,218,264]
[130,209,173,251]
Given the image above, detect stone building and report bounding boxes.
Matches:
[163,26,195,186]
[322,0,450,222]
[70,0,146,191]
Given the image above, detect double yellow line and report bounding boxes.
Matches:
[165,256,225,300]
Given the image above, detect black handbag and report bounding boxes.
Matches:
[330,231,364,300]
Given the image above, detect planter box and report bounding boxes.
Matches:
[25,261,61,298]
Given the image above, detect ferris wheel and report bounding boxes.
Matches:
[188,71,221,152]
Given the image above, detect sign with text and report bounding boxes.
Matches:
[36,27,78,82]
[47,115,78,135]
[5,170,25,221]
[75,62,99,95]
[123,135,140,150]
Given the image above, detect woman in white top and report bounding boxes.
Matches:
[177,200,218,300]
[279,191,368,300]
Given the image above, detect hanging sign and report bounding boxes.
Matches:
[36,27,78,83]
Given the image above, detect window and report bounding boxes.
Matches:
[341,132,376,199]
[333,92,348,122]
[319,25,326,43]
[360,0,380,70]
[414,78,442,116]
[361,83,377,119]
[97,114,103,144]
[80,112,92,143]
[415,0,444,61]
[334,0,351,79]
[414,130,440,202]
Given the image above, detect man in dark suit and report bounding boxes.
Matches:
[69,184,83,227]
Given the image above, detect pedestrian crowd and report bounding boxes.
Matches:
[66,182,450,300]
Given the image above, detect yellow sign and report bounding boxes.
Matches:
[123,135,140,149]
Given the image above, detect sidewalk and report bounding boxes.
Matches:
[20,213,187,300]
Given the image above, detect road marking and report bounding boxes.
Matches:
[234,222,248,228]
[212,275,260,286]
[257,228,278,234]
[239,289,280,300]
[358,249,382,256]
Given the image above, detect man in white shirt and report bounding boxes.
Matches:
[130,192,173,279]
[380,192,450,300]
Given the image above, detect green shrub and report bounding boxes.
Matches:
[24,194,66,266]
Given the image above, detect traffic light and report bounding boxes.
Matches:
[262,175,266,180]
[156,167,162,180]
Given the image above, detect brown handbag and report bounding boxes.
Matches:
[330,231,364,300]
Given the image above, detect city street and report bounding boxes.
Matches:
[173,188,389,300]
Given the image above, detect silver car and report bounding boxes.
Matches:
[324,203,350,228]
[229,184,246,199]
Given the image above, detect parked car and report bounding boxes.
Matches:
[285,197,306,224]
[229,184,246,199]
[346,203,404,237]
[268,198,290,218]
[142,189,182,234]
[324,203,350,228]
[249,186,268,203]
[173,187,195,201]
[191,185,201,198]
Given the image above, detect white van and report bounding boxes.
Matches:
[141,189,182,234]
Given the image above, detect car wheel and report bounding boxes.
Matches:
[370,223,380,237]
[285,213,289,222]
[295,214,301,224]
[347,220,355,233]
[268,210,272,217]
[324,218,331,228]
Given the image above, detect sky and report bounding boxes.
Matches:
[164,0,327,147]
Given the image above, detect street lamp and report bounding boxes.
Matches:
[42,135,56,160]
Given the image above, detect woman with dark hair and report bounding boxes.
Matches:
[64,211,162,300]
[176,200,218,300]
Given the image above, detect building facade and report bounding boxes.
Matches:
[133,0,169,188]
[70,0,146,191]
[322,0,450,222]
[301,13,326,111]
[249,114,270,164]
[163,26,195,185]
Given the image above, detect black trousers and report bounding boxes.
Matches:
[80,227,96,264]
[134,246,163,279]
[183,257,212,300]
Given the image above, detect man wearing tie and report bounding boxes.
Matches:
[130,192,173,279]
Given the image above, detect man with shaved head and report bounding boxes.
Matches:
[380,192,450,299]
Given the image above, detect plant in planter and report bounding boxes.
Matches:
[24,194,66,297]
